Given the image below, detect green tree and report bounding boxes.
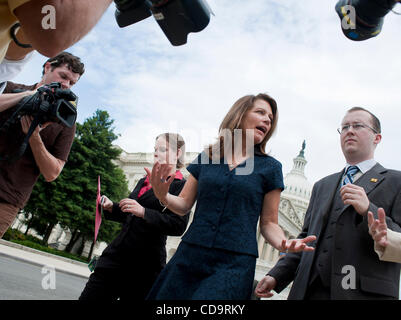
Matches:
[59,109,128,258]
[23,175,65,244]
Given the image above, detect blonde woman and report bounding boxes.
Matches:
[79,133,189,300]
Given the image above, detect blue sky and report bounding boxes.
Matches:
[12,0,401,184]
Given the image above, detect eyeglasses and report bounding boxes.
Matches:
[337,122,378,135]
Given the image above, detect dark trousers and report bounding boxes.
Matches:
[304,276,331,300]
[79,267,158,301]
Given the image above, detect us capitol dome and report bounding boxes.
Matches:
[281,140,312,223]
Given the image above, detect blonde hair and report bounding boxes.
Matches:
[155,133,186,168]
[207,93,278,158]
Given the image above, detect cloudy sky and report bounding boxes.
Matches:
[13,0,401,185]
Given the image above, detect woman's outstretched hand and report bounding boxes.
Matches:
[144,161,175,204]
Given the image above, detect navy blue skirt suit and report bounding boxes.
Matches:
[147,148,284,300]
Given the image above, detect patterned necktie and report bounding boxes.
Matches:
[342,165,359,186]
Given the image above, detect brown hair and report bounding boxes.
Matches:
[347,107,381,133]
[207,93,278,158]
[156,133,186,169]
[42,51,85,76]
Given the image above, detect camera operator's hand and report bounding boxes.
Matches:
[20,114,66,182]
[20,115,51,137]
[0,89,37,113]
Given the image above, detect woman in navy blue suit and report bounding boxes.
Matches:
[146,94,316,300]
[79,133,189,300]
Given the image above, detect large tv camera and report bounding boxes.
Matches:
[0,82,77,162]
[114,0,213,46]
[335,0,399,41]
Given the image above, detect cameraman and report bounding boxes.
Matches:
[1,0,112,64]
[0,51,84,238]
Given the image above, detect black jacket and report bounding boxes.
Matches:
[96,176,189,272]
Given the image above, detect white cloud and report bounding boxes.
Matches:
[11,0,401,184]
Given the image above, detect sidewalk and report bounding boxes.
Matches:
[0,239,91,279]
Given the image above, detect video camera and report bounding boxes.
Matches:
[335,0,398,41]
[0,82,77,162]
[13,82,77,128]
[114,0,213,46]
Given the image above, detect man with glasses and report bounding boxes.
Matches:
[255,107,401,300]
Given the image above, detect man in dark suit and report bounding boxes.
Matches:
[255,107,401,300]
